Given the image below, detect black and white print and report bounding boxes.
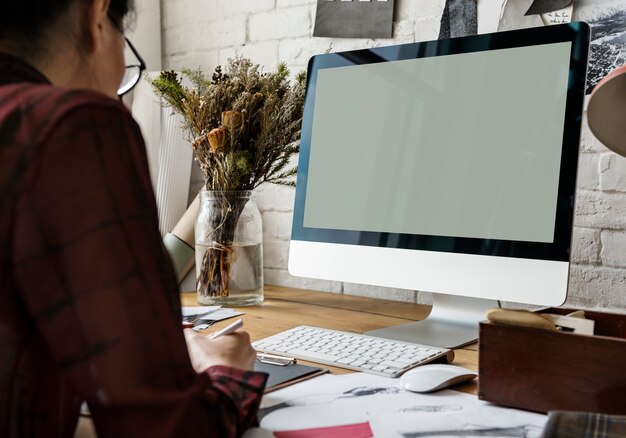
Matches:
[574,0,626,93]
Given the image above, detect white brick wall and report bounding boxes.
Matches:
[162,0,626,312]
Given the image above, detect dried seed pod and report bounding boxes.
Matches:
[207,127,227,153]
[222,110,245,131]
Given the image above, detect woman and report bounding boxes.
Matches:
[0,1,267,437]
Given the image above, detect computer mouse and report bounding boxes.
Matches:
[399,364,477,393]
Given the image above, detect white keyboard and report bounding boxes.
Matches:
[253,325,453,378]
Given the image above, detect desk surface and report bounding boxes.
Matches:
[75,285,479,437]
[182,285,479,395]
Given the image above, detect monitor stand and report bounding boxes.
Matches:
[365,294,498,349]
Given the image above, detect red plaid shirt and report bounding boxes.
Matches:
[0,53,267,438]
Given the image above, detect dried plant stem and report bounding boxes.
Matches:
[196,196,247,299]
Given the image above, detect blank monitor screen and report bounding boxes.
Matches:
[290,23,589,306]
[304,42,570,244]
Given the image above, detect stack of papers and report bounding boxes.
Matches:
[182,306,244,331]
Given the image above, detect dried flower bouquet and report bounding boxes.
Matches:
[152,58,306,300]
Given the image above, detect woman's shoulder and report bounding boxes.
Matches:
[3,83,138,143]
[28,84,130,119]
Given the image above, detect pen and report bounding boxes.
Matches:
[256,352,296,366]
[208,319,244,340]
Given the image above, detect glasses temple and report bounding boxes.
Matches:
[125,37,146,71]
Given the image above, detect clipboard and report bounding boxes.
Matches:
[254,361,328,393]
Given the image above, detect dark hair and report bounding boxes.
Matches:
[0,0,134,55]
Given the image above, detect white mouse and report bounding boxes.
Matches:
[399,364,477,393]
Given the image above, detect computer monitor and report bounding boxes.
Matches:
[288,23,590,349]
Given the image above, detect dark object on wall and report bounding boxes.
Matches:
[313,0,395,39]
[479,308,626,415]
[525,0,573,16]
[438,0,477,39]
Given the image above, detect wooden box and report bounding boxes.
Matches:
[478,309,626,415]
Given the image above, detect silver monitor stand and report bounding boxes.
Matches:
[365,294,498,349]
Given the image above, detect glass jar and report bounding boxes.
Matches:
[195,190,263,306]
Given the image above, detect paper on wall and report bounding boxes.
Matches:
[498,0,544,31]
[477,0,507,34]
[541,4,573,25]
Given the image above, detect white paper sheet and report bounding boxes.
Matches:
[498,0,544,31]
[181,306,221,317]
[541,4,573,25]
[254,373,547,437]
[477,0,507,34]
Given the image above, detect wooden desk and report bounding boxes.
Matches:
[182,285,479,395]
[75,285,479,437]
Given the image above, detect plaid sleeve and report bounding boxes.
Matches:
[542,411,626,438]
[12,99,266,437]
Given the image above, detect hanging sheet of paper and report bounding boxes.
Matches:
[477,0,507,34]
[313,0,396,39]
[573,0,626,94]
[251,372,548,437]
[540,5,573,26]
[181,306,244,330]
[526,0,573,15]
[498,0,544,31]
[439,0,478,39]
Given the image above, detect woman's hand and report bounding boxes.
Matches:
[184,328,257,373]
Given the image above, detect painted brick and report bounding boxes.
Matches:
[580,114,608,153]
[195,16,247,50]
[393,19,416,41]
[249,7,311,42]
[262,211,293,240]
[601,230,626,268]
[567,265,626,311]
[277,0,314,8]
[576,153,600,191]
[414,15,443,41]
[395,0,446,21]
[255,183,296,213]
[218,0,276,17]
[264,268,343,292]
[343,282,418,303]
[161,2,194,27]
[574,190,626,229]
[571,227,601,265]
[164,52,199,70]
[219,46,239,66]
[232,41,280,70]
[600,153,626,193]
[278,37,334,67]
[263,241,290,269]
[163,23,204,55]
[162,1,215,27]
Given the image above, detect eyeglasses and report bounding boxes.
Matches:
[118,37,146,97]
[107,11,146,97]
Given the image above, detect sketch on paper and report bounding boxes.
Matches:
[259,386,402,421]
[258,373,547,438]
[439,0,478,39]
[400,424,544,437]
[573,0,626,93]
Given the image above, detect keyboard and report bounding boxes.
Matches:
[252,325,453,378]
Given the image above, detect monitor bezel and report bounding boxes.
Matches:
[291,22,590,263]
